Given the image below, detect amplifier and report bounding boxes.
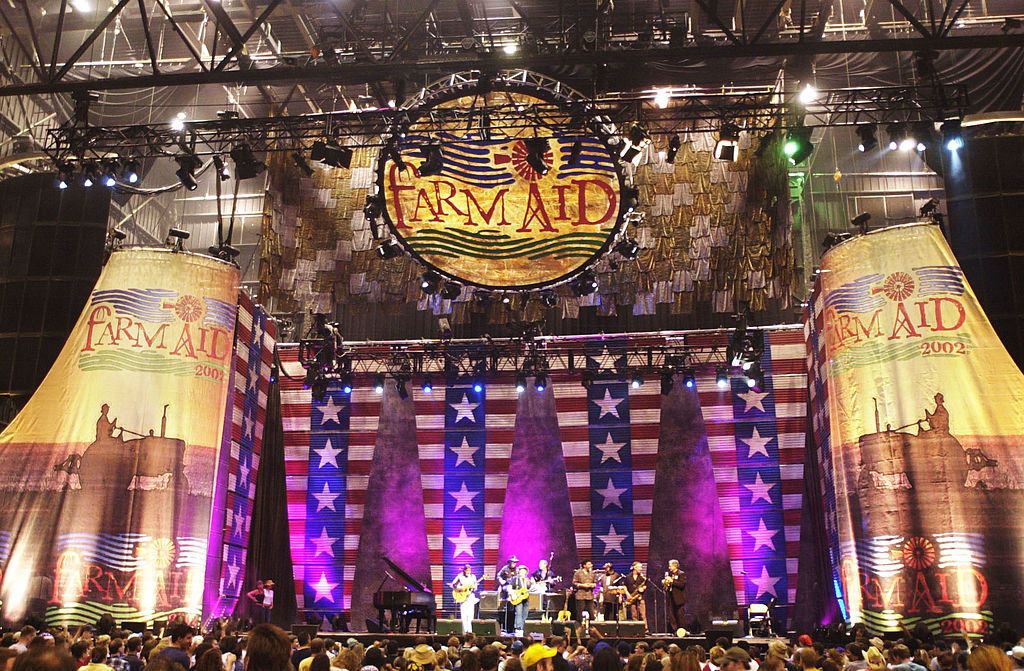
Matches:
[525,620,552,639]
[436,620,463,636]
[479,591,500,611]
[472,619,500,636]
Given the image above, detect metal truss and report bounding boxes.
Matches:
[44,81,968,164]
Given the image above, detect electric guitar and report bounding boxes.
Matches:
[530,575,563,594]
[452,573,488,603]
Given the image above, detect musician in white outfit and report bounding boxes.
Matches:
[450,564,479,634]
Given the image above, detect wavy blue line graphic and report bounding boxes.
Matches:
[824,274,885,314]
[91,289,177,323]
[913,266,965,296]
[204,298,237,330]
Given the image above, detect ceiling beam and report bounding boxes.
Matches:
[1,33,1022,97]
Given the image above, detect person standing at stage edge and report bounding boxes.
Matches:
[572,560,597,621]
[247,579,275,623]
[662,559,687,633]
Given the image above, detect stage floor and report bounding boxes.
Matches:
[282,631,787,649]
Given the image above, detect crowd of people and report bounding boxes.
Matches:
[0,620,1022,671]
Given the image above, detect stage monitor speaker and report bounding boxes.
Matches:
[618,621,646,637]
[550,620,576,638]
[472,619,499,636]
[436,620,464,636]
[121,622,146,634]
[525,620,552,639]
[706,628,735,648]
[479,591,499,611]
[593,622,617,637]
[292,624,319,638]
[528,594,542,610]
[546,594,566,611]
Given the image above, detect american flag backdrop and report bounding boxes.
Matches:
[206,291,276,619]
[277,327,805,621]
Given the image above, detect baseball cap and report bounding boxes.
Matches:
[512,641,524,654]
[713,648,751,669]
[798,635,813,647]
[522,644,558,669]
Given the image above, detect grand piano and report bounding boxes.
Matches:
[372,555,437,633]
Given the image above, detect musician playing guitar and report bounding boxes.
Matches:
[509,564,531,635]
[450,564,480,635]
[621,561,648,631]
[496,556,519,634]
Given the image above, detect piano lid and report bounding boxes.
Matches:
[381,554,433,593]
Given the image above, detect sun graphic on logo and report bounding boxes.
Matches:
[174,295,204,322]
[138,538,176,569]
[509,140,553,182]
[901,537,935,570]
[883,272,915,301]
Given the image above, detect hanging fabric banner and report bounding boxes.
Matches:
[806,223,1024,636]
[0,247,239,625]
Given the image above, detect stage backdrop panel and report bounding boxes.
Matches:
[0,247,239,625]
[806,222,1024,636]
[279,329,806,628]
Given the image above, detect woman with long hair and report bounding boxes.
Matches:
[968,647,1012,671]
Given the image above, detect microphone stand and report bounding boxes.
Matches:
[646,580,667,634]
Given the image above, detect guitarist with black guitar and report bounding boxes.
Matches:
[622,561,649,631]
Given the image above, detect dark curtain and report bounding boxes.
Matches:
[235,379,297,626]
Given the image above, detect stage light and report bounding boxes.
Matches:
[784,126,814,165]
[212,156,230,181]
[421,270,442,294]
[535,372,548,392]
[523,137,550,175]
[170,112,185,131]
[81,161,99,187]
[311,140,353,168]
[851,212,871,233]
[919,198,939,217]
[571,270,599,296]
[166,227,189,252]
[540,290,558,307]
[56,160,74,190]
[388,146,407,171]
[376,240,402,259]
[614,238,641,260]
[374,373,385,394]
[666,134,681,163]
[941,119,963,151]
[175,154,200,190]
[682,367,696,389]
[716,366,729,389]
[622,185,639,213]
[631,371,643,388]
[581,370,595,390]
[100,159,119,187]
[822,231,853,250]
[855,124,878,152]
[269,365,278,384]
[419,143,444,176]
[503,42,517,55]
[230,144,266,180]
[569,140,583,165]
[340,372,353,395]
[473,381,483,393]
[311,378,328,402]
[302,367,315,390]
[620,125,650,164]
[660,369,674,395]
[292,151,315,177]
[123,159,140,184]
[422,375,433,394]
[798,84,818,105]
[363,194,382,221]
[515,372,527,394]
[746,362,764,390]
[654,88,671,109]
[440,281,462,300]
[715,123,741,162]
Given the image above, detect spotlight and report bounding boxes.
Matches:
[525,137,550,175]
[666,134,681,163]
[340,372,353,394]
[534,372,548,392]
[213,156,230,181]
[166,227,190,252]
[714,123,741,162]
[783,126,814,164]
[822,231,853,250]
[396,378,410,400]
[716,366,729,389]
[302,367,316,390]
[363,194,382,220]
[855,124,878,152]
[614,238,641,260]
[388,145,407,171]
[311,377,328,403]
[798,84,818,105]
[851,212,871,233]
[292,151,315,177]
[109,227,127,241]
[420,270,442,294]
[374,373,385,394]
[746,362,764,390]
[422,375,433,393]
[630,370,643,388]
[571,270,599,296]
[660,368,674,395]
[440,281,463,300]
[581,369,595,390]
[418,143,444,176]
[56,160,74,190]
[682,367,696,389]
[620,125,650,164]
[654,88,671,109]
[502,42,517,55]
[376,240,403,259]
[100,159,119,187]
[569,140,583,165]
[473,381,483,393]
[123,158,140,184]
[81,161,99,187]
[230,144,267,180]
[886,122,903,151]
[208,243,240,261]
[540,290,558,307]
[310,140,353,168]
[515,372,527,394]
[919,198,940,217]
[175,155,200,190]
[622,185,640,213]
[941,119,964,152]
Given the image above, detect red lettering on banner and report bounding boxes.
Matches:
[83,306,112,352]
[433,181,466,217]
[519,181,557,233]
[572,179,617,226]
[933,297,966,331]
[552,184,572,221]
[907,571,940,614]
[171,324,197,358]
[387,164,414,230]
[463,189,510,226]
[889,302,922,340]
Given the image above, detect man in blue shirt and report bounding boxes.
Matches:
[157,624,194,670]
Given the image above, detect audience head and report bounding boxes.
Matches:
[245,625,291,671]
[968,647,1013,671]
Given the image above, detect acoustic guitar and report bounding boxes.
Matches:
[508,585,531,605]
[452,573,488,603]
